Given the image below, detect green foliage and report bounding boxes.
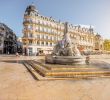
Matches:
[104,39,110,51]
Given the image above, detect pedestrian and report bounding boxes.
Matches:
[86,55,90,65]
[16,52,19,63]
[16,52,19,57]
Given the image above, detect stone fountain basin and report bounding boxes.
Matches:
[45,54,86,65]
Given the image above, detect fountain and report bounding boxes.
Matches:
[45,22,85,64]
[23,23,110,80]
[24,23,110,80]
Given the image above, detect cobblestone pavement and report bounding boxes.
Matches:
[0,55,110,100]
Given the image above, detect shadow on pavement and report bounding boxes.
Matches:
[0,60,24,64]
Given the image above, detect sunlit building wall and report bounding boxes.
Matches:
[22,4,102,55]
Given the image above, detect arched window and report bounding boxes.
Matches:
[37,41,40,45]
[29,40,32,44]
[41,41,44,46]
[46,42,48,46]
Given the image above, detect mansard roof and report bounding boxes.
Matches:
[25,4,39,16]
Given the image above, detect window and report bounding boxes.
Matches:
[42,27,44,32]
[37,35,40,39]
[42,35,44,39]
[24,33,26,37]
[37,41,40,45]
[36,20,38,24]
[54,37,56,41]
[44,21,46,25]
[44,28,46,32]
[29,40,32,44]
[50,43,52,46]
[28,48,33,56]
[46,42,48,46]
[52,24,54,27]
[46,36,48,39]
[41,42,44,46]
[29,33,33,38]
[48,28,51,33]
[24,25,28,30]
[48,36,50,39]
[40,27,42,31]
[28,25,33,30]
[50,36,52,40]
[36,27,38,31]
[52,29,54,33]
[40,20,42,24]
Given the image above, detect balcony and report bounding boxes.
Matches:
[23,21,34,25]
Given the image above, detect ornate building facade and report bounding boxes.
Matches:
[22,4,103,55]
[0,23,17,54]
[94,34,103,51]
[17,37,23,54]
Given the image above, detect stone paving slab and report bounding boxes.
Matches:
[0,55,110,100]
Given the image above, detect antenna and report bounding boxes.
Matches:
[32,0,40,4]
[31,2,34,5]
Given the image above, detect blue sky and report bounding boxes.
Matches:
[0,0,110,39]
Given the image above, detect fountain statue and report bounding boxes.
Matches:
[45,22,85,64]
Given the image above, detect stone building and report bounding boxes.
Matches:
[0,23,17,54]
[22,4,102,55]
[17,37,23,54]
[94,33,103,52]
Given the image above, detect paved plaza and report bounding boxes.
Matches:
[0,55,110,100]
